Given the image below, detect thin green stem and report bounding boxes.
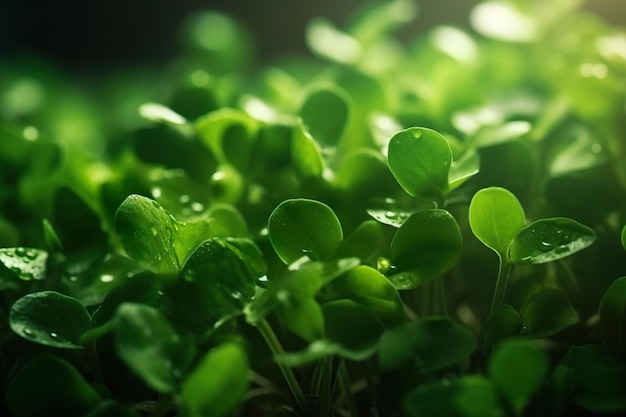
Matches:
[337,360,358,417]
[555,259,580,305]
[319,357,333,417]
[256,319,312,416]
[490,259,512,314]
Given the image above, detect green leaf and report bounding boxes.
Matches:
[559,344,626,413]
[621,225,626,250]
[483,304,526,345]
[114,303,194,393]
[115,195,183,273]
[306,18,362,64]
[347,0,418,43]
[9,291,91,349]
[6,355,101,417]
[181,341,249,417]
[334,220,384,263]
[276,339,378,367]
[378,317,477,373]
[323,265,405,326]
[471,120,532,148]
[169,238,257,333]
[299,86,349,147]
[448,147,480,191]
[489,339,548,415]
[599,277,626,353]
[268,198,343,264]
[389,209,463,286]
[292,119,325,179]
[245,258,359,324]
[403,375,502,417]
[334,148,390,192]
[0,247,48,281]
[522,288,579,338]
[509,217,596,264]
[387,127,452,201]
[468,186,525,259]
[322,299,385,349]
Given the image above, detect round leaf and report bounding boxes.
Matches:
[389,209,463,286]
[181,342,249,417]
[599,276,626,353]
[489,339,548,415]
[387,127,452,200]
[621,225,626,250]
[509,217,596,264]
[403,376,502,417]
[268,198,343,264]
[0,247,48,281]
[114,303,195,393]
[299,86,349,147]
[6,355,101,417]
[378,317,477,373]
[322,299,385,349]
[483,304,526,346]
[292,119,325,179]
[9,291,91,349]
[468,186,525,259]
[522,288,579,338]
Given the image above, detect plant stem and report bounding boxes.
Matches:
[256,319,312,416]
[490,259,512,314]
[319,357,333,417]
[337,359,359,417]
[555,259,581,305]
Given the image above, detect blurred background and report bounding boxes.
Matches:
[1,0,625,74]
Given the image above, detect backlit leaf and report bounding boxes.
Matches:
[522,288,579,338]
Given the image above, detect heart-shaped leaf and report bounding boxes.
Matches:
[403,376,502,417]
[489,339,548,415]
[114,303,195,393]
[389,209,463,287]
[9,291,91,349]
[522,288,579,338]
[599,277,626,353]
[0,247,47,281]
[509,217,596,264]
[387,127,452,201]
[181,341,249,417]
[268,198,343,264]
[378,316,477,373]
[6,355,101,417]
[468,186,526,259]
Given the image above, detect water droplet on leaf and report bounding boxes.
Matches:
[151,227,158,236]
[539,241,554,252]
[23,328,37,339]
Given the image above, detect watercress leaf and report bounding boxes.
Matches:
[9,291,91,349]
[403,375,502,417]
[245,258,360,325]
[509,217,596,264]
[387,127,452,200]
[0,247,47,281]
[299,86,349,147]
[468,186,525,259]
[448,147,480,191]
[224,237,267,278]
[6,355,101,417]
[599,276,626,353]
[276,339,378,367]
[347,0,418,43]
[471,120,532,148]
[334,220,384,263]
[522,288,579,338]
[114,303,195,393]
[558,344,626,413]
[322,299,385,349]
[138,102,186,125]
[170,238,256,333]
[181,341,249,417]
[548,126,608,176]
[280,298,326,341]
[207,204,248,237]
[334,148,390,193]
[306,18,362,65]
[489,339,548,415]
[268,198,343,264]
[292,119,325,179]
[389,209,463,286]
[115,195,181,274]
[621,225,626,250]
[483,304,526,346]
[323,265,406,326]
[378,317,477,373]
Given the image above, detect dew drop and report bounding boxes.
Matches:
[520,256,533,263]
[15,247,27,256]
[191,202,205,212]
[68,275,78,283]
[555,245,569,254]
[100,274,114,283]
[539,241,554,252]
[49,332,58,339]
[25,250,38,260]
[4,251,15,257]
[151,200,161,208]
[23,328,37,339]
[385,211,397,219]
[411,130,423,139]
[151,227,158,236]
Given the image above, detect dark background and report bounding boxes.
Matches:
[1,0,625,74]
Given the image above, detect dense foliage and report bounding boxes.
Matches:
[1,0,626,416]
